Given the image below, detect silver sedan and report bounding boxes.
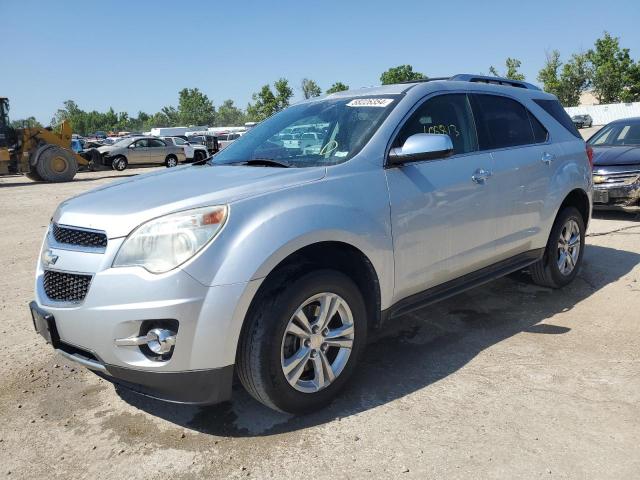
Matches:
[97,136,186,171]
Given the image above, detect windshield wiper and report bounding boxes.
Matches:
[233,158,292,168]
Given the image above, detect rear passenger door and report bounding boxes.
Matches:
[147,138,168,163]
[470,93,554,259]
[386,93,498,301]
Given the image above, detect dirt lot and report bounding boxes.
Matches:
[1,157,639,479]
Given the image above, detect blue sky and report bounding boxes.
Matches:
[2,0,639,123]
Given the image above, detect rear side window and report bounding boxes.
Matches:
[529,112,549,143]
[533,99,581,138]
[471,94,535,150]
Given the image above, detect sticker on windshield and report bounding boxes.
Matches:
[346,98,394,108]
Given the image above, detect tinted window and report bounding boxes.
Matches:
[172,137,185,145]
[529,111,549,143]
[533,99,581,138]
[148,139,165,147]
[134,139,148,148]
[395,94,478,155]
[471,94,534,150]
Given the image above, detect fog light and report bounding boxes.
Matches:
[146,328,176,354]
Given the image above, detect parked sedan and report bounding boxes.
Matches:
[97,136,185,171]
[588,117,640,211]
[572,114,593,129]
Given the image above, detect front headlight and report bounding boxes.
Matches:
[113,205,228,274]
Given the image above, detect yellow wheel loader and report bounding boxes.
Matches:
[0,97,101,182]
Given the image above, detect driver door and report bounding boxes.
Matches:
[385,93,498,302]
[128,138,149,164]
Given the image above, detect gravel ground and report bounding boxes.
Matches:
[1,157,639,479]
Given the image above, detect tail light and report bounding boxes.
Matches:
[586,145,594,170]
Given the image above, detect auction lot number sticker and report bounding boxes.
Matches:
[346,98,394,107]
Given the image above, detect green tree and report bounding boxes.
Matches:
[247,78,293,121]
[161,105,180,126]
[537,50,562,97]
[177,88,216,126]
[489,57,525,80]
[587,32,634,103]
[326,82,349,94]
[216,99,246,126]
[623,62,640,102]
[380,65,426,85]
[301,78,322,99]
[558,53,591,106]
[10,116,42,129]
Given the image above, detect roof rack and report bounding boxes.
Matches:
[396,74,540,91]
[449,74,540,91]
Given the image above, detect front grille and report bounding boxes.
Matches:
[594,170,640,187]
[43,270,92,302]
[52,223,107,249]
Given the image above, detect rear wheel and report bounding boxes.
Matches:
[237,269,367,413]
[193,150,206,162]
[165,155,178,168]
[34,146,78,182]
[530,207,585,288]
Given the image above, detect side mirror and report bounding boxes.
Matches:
[388,133,454,166]
[128,144,136,149]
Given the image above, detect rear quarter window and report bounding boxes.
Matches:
[533,99,581,139]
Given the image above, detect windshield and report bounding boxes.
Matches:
[210,95,399,167]
[112,138,133,147]
[188,136,205,145]
[588,122,640,146]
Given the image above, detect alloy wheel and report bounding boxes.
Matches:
[557,218,581,275]
[280,292,355,393]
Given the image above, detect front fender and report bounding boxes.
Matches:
[181,169,394,308]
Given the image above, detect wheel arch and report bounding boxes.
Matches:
[558,188,590,229]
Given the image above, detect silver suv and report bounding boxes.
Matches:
[31,75,592,414]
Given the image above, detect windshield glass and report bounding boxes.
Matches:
[210,95,399,167]
[187,136,205,144]
[588,122,640,146]
[112,138,133,147]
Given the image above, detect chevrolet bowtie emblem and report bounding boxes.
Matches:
[42,249,59,267]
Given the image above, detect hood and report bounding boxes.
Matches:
[97,145,118,154]
[54,164,326,238]
[592,146,640,167]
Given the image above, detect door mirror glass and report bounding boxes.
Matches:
[388,133,454,165]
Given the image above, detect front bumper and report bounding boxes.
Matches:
[593,184,640,211]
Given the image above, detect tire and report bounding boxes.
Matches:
[193,150,205,162]
[34,145,78,182]
[111,156,127,171]
[165,155,178,168]
[237,269,368,414]
[530,206,585,288]
[25,170,44,182]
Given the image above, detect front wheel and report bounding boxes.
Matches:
[237,270,367,413]
[111,156,128,171]
[530,206,585,288]
[193,150,206,162]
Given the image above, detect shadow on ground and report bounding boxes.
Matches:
[116,243,640,437]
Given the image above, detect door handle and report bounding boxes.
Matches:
[472,168,492,184]
[541,152,555,165]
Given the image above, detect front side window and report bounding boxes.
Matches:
[472,94,537,150]
[134,139,149,148]
[394,93,478,155]
[212,95,399,167]
[173,137,185,145]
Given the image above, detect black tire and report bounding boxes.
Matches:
[111,156,128,171]
[237,269,368,414]
[25,170,44,182]
[34,146,78,182]
[165,155,178,168]
[193,150,206,162]
[530,206,585,288]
